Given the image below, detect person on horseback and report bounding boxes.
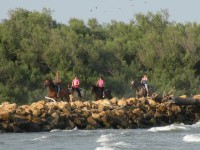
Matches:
[53,71,62,97]
[72,75,82,98]
[96,76,105,98]
[141,73,149,96]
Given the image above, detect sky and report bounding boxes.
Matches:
[1,0,200,24]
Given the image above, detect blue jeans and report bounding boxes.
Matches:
[56,85,61,95]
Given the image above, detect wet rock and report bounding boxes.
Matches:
[87,116,100,128]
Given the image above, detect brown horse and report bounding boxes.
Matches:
[91,85,112,101]
[44,79,70,102]
[130,80,152,98]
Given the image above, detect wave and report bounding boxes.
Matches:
[50,129,61,132]
[96,133,133,149]
[72,126,78,131]
[148,121,200,133]
[97,134,115,143]
[95,146,115,150]
[96,134,116,150]
[183,134,200,142]
[191,121,200,128]
[112,141,132,147]
[95,142,131,150]
[120,130,129,135]
[62,126,78,132]
[31,135,48,141]
[148,124,187,132]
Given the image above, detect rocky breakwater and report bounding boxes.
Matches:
[0,97,200,132]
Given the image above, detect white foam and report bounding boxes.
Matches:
[63,126,78,132]
[183,134,200,142]
[120,131,128,135]
[148,124,187,132]
[113,141,131,147]
[50,129,61,132]
[31,136,47,141]
[97,134,115,143]
[191,121,200,128]
[95,146,115,150]
[72,126,78,131]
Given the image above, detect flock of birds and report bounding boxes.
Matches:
[89,1,148,13]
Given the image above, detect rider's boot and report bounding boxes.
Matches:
[57,92,60,97]
[102,92,105,98]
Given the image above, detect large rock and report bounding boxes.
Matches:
[117,99,127,106]
[0,102,17,113]
[110,98,117,105]
[0,109,11,121]
[87,116,100,128]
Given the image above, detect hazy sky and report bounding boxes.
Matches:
[1,0,200,24]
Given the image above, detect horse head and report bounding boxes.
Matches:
[44,79,54,87]
[104,89,112,99]
[91,85,98,93]
[130,80,137,89]
[130,80,134,86]
[131,80,143,88]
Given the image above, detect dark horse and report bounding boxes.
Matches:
[44,79,70,102]
[68,86,84,101]
[130,80,153,98]
[91,85,112,101]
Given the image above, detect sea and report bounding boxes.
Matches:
[1,122,200,150]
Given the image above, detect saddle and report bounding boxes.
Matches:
[142,84,147,91]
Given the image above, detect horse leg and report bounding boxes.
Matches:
[65,94,70,102]
[59,92,63,102]
[136,91,138,99]
[54,93,57,102]
[143,89,147,97]
[60,91,68,102]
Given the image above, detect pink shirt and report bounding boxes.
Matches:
[72,79,80,88]
[97,79,104,87]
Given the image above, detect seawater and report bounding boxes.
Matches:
[1,122,200,150]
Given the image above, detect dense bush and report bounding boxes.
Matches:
[0,8,200,104]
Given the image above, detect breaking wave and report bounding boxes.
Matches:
[183,134,200,142]
[148,123,187,132]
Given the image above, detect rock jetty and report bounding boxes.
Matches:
[0,96,200,132]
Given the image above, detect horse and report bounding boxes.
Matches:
[130,80,153,98]
[44,79,70,102]
[91,85,112,101]
[104,88,112,100]
[68,86,84,101]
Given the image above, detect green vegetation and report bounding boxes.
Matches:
[0,8,200,104]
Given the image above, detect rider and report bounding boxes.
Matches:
[96,76,105,98]
[141,73,149,96]
[53,71,62,97]
[72,75,82,98]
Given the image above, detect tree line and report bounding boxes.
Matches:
[0,8,200,104]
